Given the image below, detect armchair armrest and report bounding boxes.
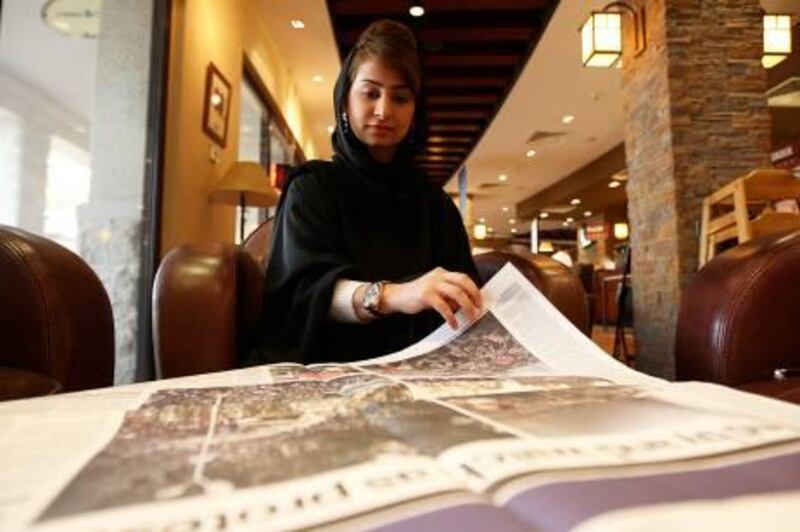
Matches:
[152,243,264,378]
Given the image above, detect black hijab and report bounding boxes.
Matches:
[252,47,477,366]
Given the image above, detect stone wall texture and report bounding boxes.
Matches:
[621,0,771,378]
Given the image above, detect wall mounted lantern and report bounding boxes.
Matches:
[763,14,793,68]
[581,2,646,68]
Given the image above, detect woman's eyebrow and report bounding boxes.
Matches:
[359,78,412,90]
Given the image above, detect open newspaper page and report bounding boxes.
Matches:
[2,263,799,531]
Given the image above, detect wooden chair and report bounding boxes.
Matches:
[698,168,800,267]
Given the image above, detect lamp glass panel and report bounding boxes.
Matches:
[594,13,622,54]
[582,13,622,67]
[762,54,788,68]
[587,53,620,68]
[581,17,595,64]
[764,15,792,55]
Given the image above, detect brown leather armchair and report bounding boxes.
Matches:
[153,221,590,378]
[0,225,114,400]
[676,229,800,403]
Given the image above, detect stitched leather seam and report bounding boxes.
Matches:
[716,237,795,381]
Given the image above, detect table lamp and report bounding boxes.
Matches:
[209,161,280,242]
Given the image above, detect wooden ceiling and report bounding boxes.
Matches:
[326,0,559,185]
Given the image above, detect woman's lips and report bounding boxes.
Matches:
[367,124,394,132]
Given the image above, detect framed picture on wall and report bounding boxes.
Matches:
[202,62,232,147]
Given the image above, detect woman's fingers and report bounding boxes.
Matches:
[437,281,480,320]
[428,293,458,329]
[442,271,483,309]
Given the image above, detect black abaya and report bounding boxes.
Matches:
[251,46,478,365]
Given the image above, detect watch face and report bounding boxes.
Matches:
[363,283,380,308]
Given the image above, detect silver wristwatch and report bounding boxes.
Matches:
[362,281,387,318]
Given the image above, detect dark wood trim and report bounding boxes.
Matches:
[136,0,172,382]
[242,54,307,164]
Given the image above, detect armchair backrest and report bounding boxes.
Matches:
[676,229,800,385]
[0,225,114,391]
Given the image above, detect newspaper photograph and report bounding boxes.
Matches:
[3,263,800,531]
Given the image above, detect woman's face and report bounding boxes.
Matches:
[346,58,416,163]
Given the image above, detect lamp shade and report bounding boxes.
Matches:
[763,14,792,68]
[209,161,280,207]
[581,12,622,68]
[538,240,554,253]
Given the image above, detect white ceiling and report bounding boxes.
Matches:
[257,0,340,160]
[443,0,625,237]
[444,0,798,238]
[0,0,97,121]
[1,0,793,213]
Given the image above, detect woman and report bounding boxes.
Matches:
[254,20,482,365]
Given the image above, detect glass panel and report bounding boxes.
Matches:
[237,79,271,241]
[0,0,159,384]
[236,77,300,242]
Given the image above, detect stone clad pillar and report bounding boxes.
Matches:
[79,0,155,384]
[621,0,771,378]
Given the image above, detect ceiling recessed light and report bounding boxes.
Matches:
[539,212,549,219]
[570,198,581,205]
[583,211,593,217]
[488,227,494,233]
[566,217,574,223]
[609,180,621,188]
[479,217,486,223]
[508,218,516,224]
[409,5,425,17]
[290,19,305,29]
[312,74,323,83]
[562,114,575,124]
[502,206,509,212]
[499,174,508,182]
[511,228,517,234]
[562,221,569,227]
[526,149,536,157]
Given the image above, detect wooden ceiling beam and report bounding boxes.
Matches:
[429,124,481,132]
[422,54,520,67]
[428,110,486,120]
[427,135,474,144]
[427,76,506,87]
[330,0,550,15]
[427,95,498,105]
[342,27,535,44]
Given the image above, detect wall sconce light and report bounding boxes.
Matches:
[763,15,793,68]
[473,223,487,240]
[581,2,646,68]
[613,222,630,240]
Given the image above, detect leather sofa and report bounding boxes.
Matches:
[153,221,590,378]
[676,229,800,403]
[0,225,115,400]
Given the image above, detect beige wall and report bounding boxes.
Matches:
[161,0,320,256]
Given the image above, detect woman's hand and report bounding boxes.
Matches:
[382,267,483,329]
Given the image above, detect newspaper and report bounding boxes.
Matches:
[2,263,800,531]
